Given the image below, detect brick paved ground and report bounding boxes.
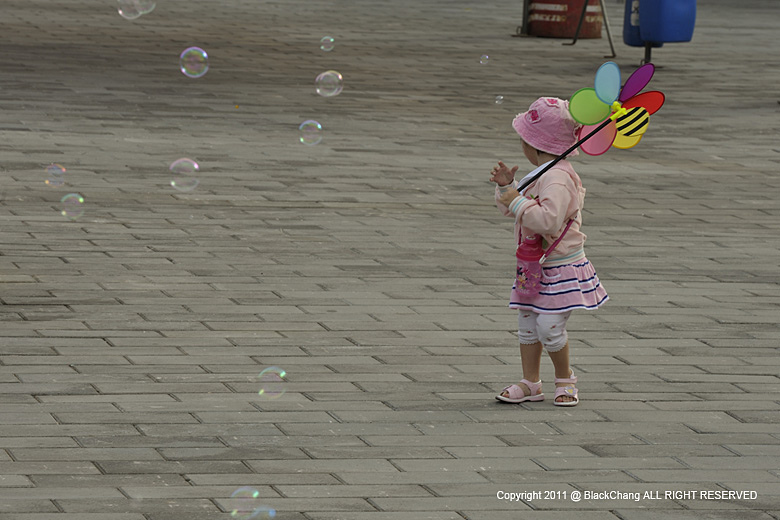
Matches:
[0,0,778,518]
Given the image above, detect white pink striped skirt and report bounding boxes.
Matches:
[510,259,608,314]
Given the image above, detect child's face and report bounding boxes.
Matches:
[521,139,538,165]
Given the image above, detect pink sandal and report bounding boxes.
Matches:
[496,379,544,404]
[553,370,579,407]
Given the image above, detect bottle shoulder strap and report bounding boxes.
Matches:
[539,218,575,265]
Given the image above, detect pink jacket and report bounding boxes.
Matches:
[495,160,587,267]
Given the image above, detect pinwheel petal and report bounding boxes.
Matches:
[619,63,655,102]
[579,120,617,156]
[569,88,611,125]
[594,61,621,105]
[612,132,643,149]
[623,90,665,115]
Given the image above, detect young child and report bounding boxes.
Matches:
[490,97,608,406]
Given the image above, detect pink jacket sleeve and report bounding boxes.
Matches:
[507,170,576,236]
[494,180,519,218]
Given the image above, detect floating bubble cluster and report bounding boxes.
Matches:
[257,367,286,399]
[179,47,209,78]
[320,36,335,52]
[315,70,343,97]
[60,193,85,220]
[169,158,200,192]
[299,120,323,145]
[229,487,276,519]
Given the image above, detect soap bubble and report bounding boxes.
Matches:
[479,54,489,64]
[298,120,323,146]
[315,70,343,97]
[117,0,155,19]
[45,163,66,187]
[495,95,504,105]
[169,158,200,192]
[117,0,142,19]
[320,36,335,52]
[229,487,276,519]
[138,0,155,14]
[179,47,209,78]
[257,367,286,399]
[60,193,85,220]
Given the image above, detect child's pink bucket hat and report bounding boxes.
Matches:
[512,97,582,157]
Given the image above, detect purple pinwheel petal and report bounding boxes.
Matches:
[619,63,655,102]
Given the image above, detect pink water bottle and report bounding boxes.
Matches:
[514,233,544,295]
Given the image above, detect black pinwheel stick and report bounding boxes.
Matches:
[516,116,613,194]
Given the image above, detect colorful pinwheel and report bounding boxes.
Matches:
[514,62,668,195]
[568,62,665,155]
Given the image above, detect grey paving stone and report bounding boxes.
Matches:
[55,498,222,514]
[185,473,342,487]
[0,383,97,395]
[360,434,506,447]
[372,496,532,511]
[629,469,779,483]
[135,424,290,437]
[676,456,780,470]
[0,475,34,487]
[2,512,133,520]
[0,501,59,514]
[29,474,189,487]
[597,410,743,423]
[306,514,463,520]
[650,400,780,411]
[581,444,736,457]
[0,487,124,499]
[157,447,309,461]
[465,409,610,423]
[535,457,686,471]
[637,433,780,445]
[462,513,620,520]
[53,412,200,424]
[121,485,280,500]
[8,448,163,461]
[97,460,252,475]
[0,462,100,475]
[610,510,774,520]
[390,458,542,473]
[275,484,431,498]
[685,423,780,434]
[481,468,638,484]
[37,394,178,403]
[447,446,595,459]
[221,431,362,446]
[726,445,780,457]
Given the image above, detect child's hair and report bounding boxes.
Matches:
[512,97,582,157]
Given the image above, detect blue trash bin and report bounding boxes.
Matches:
[623,0,643,47]
[623,0,695,61]
[640,0,696,43]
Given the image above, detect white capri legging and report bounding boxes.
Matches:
[517,310,572,353]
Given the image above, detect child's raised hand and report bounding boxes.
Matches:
[490,161,518,186]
